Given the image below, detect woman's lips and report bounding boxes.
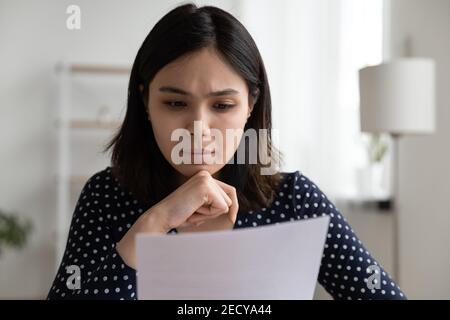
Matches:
[188,149,215,155]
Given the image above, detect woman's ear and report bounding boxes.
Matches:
[247,105,253,119]
[139,84,145,102]
[139,84,149,115]
[248,88,259,118]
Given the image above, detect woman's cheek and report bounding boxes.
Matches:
[151,122,173,157]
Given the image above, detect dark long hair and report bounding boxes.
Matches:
[104,3,283,212]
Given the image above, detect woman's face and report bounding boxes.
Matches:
[141,46,253,180]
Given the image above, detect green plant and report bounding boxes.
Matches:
[0,209,33,256]
[366,133,388,163]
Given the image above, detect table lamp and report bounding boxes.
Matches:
[359,57,436,283]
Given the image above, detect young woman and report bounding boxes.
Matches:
[47,3,406,300]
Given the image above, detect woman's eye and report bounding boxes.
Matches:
[164,101,186,108]
[163,101,235,110]
[213,103,236,110]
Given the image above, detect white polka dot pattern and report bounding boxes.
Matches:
[47,167,406,300]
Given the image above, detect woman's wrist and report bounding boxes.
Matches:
[146,203,171,233]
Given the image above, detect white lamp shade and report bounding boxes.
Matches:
[359,58,436,134]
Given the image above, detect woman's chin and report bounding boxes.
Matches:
[174,164,224,179]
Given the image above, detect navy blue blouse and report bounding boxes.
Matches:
[47,166,406,300]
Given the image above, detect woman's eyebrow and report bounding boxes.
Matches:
[158,86,239,97]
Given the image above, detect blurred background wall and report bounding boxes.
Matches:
[389,0,450,299]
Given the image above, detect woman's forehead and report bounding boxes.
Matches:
[150,48,248,95]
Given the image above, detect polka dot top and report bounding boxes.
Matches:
[47,166,406,300]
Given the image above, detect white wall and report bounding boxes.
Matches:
[0,0,238,299]
[390,0,450,299]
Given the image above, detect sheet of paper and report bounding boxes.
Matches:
[136,215,330,300]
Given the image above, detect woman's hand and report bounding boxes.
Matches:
[116,170,239,269]
[156,169,238,229]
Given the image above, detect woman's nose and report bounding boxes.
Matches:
[187,120,212,140]
[186,107,212,138]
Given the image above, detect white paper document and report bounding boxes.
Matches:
[136,216,330,300]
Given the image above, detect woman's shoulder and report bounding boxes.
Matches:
[237,170,328,227]
[277,170,319,191]
[271,169,330,206]
[77,167,144,216]
[85,166,114,182]
[80,166,131,198]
